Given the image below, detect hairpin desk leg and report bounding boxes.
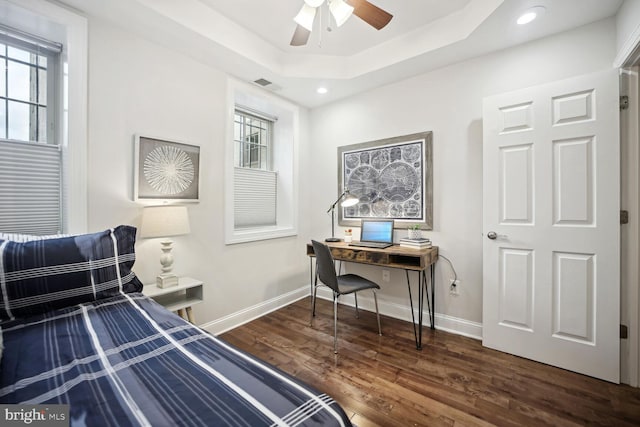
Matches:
[430,264,436,329]
[405,270,419,350]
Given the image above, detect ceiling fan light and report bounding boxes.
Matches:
[294,4,317,32]
[329,0,354,27]
[304,0,324,7]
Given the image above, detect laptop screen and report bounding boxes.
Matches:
[360,219,394,243]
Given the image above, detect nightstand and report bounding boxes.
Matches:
[143,277,203,323]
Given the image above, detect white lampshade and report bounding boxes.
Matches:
[304,0,324,7]
[329,0,354,27]
[341,193,359,207]
[294,3,317,31]
[141,205,190,239]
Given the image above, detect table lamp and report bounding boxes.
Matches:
[326,188,359,242]
[141,205,191,288]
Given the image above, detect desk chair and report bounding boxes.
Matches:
[311,240,382,353]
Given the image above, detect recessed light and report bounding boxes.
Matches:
[317,87,328,94]
[517,6,545,25]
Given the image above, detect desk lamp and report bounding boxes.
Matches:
[326,189,359,242]
[141,205,191,288]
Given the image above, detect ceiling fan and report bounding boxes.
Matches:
[290,0,393,46]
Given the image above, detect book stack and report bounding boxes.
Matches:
[399,237,432,249]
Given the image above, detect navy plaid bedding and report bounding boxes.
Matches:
[0,226,143,321]
[0,293,352,427]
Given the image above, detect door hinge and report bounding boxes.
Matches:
[620,95,629,110]
[621,324,629,339]
[621,210,629,225]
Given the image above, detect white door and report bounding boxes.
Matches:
[482,70,620,383]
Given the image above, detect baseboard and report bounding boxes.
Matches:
[200,286,309,335]
[201,284,483,340]
[314,287,483,340]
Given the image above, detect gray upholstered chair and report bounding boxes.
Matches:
[310,240,382,353]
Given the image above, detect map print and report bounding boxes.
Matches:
[342,141,424,220]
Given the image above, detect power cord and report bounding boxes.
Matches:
[438,254,458,291]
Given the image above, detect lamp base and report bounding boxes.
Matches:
[325,237,342,242]
[157,273,179,288]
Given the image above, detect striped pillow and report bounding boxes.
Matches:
[0,232,71,242]
[0,225,143,321]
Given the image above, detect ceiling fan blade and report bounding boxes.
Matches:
[290,24,311,46]
[349,0,393,30]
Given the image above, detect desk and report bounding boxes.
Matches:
[306,242,438,350]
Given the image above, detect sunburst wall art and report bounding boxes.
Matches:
[134,135,200,202]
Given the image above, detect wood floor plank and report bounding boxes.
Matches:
[221,298,640,426]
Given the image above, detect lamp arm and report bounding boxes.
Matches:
[327,190,347,213]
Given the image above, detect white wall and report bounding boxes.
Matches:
[86,18,312,327]
[308,18,617,327]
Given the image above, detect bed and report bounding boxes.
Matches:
[0,226,352,426]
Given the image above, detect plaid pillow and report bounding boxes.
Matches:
[0,233,71,242]
[0,225,143,321]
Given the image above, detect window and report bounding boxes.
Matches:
[0,0,88,234]
[233,108,277,228]
[0,32,58,143]
[234,110,272,170]
[225,79,298,244]
[0,26,62,234]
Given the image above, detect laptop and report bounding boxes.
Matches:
[349,219,394,249]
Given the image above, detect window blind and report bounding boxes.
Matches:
[0,140,61,234]
[0,23,63,54]
[234,167,277,228]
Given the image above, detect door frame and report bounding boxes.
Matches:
[618,21,640,386]
[620,66,640,387]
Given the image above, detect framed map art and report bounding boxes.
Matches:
[134,135,200,202]
[337,132,433,229]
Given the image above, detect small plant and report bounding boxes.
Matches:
[408,224,422,239]
[344,228,352,236]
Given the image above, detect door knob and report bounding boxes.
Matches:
[487,231,498,240]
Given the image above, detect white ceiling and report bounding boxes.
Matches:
[57,0,623,108]
[201,0,473,56]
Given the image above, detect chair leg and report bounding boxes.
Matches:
[310,285,318,325]
[354,293,359,318]
[310,268,319,325]
[333,292,339,353]
[373,290,382,336]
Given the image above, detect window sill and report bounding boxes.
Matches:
[225,226,297,245]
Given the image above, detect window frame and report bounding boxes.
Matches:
[225,78,299,244]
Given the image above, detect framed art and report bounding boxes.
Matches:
[134,135,200,202]
[337,131,433,230]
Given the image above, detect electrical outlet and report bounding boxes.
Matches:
[450,279,460,296]
[382,269,390,282]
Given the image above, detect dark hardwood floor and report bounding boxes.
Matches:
[221,297,640,426]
